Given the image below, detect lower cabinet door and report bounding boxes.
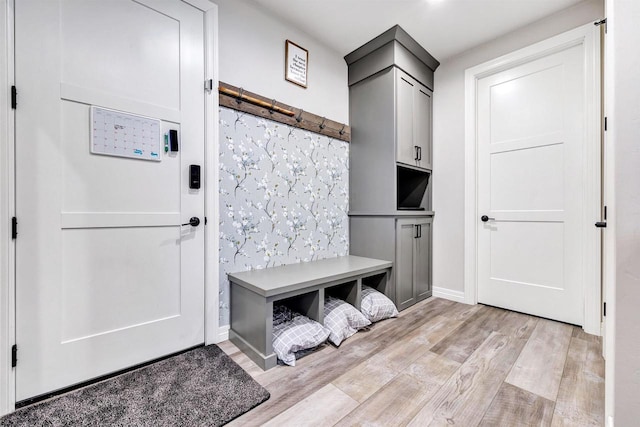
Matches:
[396,219,417,310]
[415,217,432,301]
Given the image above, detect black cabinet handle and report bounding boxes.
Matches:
[182,217,201,227]
[418,224,422,238]
[415,146,420,161]
[417,146,422,161]
[414,224,419,238]
[595,221,607,228]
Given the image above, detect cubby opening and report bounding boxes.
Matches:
[397,165,430,210]
[363,272,388,295]
[276,290,322,322]
[325,280,360,309]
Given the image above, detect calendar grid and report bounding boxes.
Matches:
[90,106,162,161]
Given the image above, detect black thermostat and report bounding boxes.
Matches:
[169,129,179,152]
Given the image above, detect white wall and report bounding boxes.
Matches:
[213,0,348,124]
[432,0,604,294]
[610,0,640,424]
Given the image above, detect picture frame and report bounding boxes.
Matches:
[285,39,308,88]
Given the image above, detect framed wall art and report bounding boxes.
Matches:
[285,39,308,88]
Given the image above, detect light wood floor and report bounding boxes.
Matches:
[219,297,604,427]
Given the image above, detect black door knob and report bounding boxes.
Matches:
[481,215,489,222]
[182,217,200,227]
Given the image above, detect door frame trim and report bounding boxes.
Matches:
[463,22,602,334]
[0,0,15,416]
[202,3,222,345]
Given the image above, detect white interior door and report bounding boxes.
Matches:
[15,0,205,400]
[477,44,589,325]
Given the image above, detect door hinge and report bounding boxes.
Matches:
[11,86,16,109]
[11,345,17,367]
[204,79,213,92]
[603,302,607,317]
[604,205,607,221]
[604,117,608,131]
[204,217,208,225]
[11,217,17,239]
[594,18,607,33]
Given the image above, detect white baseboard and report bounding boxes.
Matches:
[433,287,467,304]
[217,325,230,343]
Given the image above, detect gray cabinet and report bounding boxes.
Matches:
[346,25,438,311]
[396,70,433,171]
[348,67,433,215]
[350,216,432,311]
[395,217,432,311]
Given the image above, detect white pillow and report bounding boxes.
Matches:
[272,305,330,366]
[360,286,399,323]
[323,296,371,346]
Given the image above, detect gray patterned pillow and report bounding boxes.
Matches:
[324,296,371,346]
[360,286,399,322]
[272,305,330,366]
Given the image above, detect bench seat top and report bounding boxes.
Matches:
[227,255,392,298]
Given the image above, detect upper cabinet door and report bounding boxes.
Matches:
[414,87,433,170]
[396,69,432,171]
[396,70,417,167]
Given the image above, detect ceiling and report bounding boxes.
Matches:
[251,0,585,61]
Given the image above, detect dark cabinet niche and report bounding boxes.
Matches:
[397,165,430,210]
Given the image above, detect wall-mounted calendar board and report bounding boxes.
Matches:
[90,106,162,161]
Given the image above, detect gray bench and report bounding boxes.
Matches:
[228,255,393,370]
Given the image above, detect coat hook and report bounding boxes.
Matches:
[295,109,304,123]
[269,99,276,114]
[319,117,327,130]
[236,87,245,104]
[339,124,346,135]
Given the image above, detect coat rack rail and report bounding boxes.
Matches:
[218,81,351,142]
[219,86,295,117]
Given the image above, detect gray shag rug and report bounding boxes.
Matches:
[0,345,270,426]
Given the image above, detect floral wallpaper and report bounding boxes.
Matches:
[218,107,349,325]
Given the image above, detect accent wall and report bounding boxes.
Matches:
[218,107,349,325]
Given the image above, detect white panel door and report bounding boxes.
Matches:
[477,44,585,325]
[15,0,205,400]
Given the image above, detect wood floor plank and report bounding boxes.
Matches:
[331,356,399,403]
[571,327,602,344]
[334,373,441,427]
[216,339,241,356]
[438,300,483,321]
[260,384,359,427]
[252,343,337,387]
[374,314,466,372]
[333,315,465,402]
[403,350,461,386]
[429,305,510,363]
[479,382,555,427]
[407,317,536,427]
[496,310,539,338]
[551,337,605,426]
[505,318,573,401]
